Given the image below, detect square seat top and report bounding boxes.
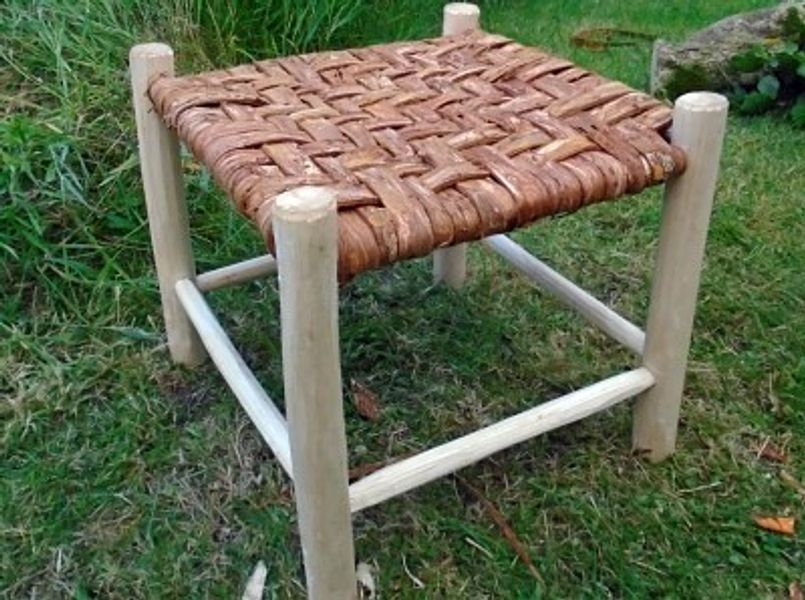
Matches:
[148,31,683,279]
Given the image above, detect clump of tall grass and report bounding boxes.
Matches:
[180,0,364,61]
[0,0,379,324]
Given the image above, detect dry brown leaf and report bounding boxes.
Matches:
[754,515,796,536]
[456,475,544,584]
[752,440,788,463]
[351,379,381,421]
[790,581,803,600]
[348,451,418,482]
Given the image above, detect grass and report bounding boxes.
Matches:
[2,0,803,597]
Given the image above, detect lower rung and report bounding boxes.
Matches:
[483,234,645,356]
[196,255,277,292]
[175,278,293,477]
[348,367,654,512]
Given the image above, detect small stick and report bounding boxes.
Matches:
[455,475,544,584]
[781,470,805,500]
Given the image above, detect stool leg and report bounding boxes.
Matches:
[432,3,480,289]
[274,187,356,600]
[633,92,728,462]
[433,244,468,288]
[130,44,205,366]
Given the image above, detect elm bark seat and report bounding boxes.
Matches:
[147,30,685,280]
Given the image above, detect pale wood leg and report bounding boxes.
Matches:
[274,187,356,600]
[130,44,205,366]
[432,3,480,289]
[433,244,468,288]
[442,2,480,35]
[633,92,729,462]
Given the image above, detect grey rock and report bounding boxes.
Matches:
[650,2,805,96]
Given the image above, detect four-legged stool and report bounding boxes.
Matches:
[130,3,727,597]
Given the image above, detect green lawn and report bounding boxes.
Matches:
[2,0,804,597]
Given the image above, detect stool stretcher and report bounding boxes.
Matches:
[195,255,277,292]
[175,278,293,476]
[484,234,646,355]
[177,270,653,515]
[349,367,655,513]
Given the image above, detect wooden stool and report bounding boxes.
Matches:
[130,4,727,597]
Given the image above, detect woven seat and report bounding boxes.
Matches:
[149,31,685,279]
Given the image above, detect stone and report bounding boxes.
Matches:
[650,2,805,98]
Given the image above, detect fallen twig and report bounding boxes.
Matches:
[781,470,805,500]
[455,475,544,584]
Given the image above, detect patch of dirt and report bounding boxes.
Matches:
[156,371,214,425]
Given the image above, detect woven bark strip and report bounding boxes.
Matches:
[148,31,683,280]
